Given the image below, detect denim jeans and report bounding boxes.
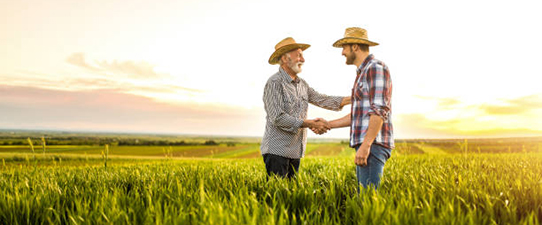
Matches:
[355,144,391,190]
[262,154,300,179]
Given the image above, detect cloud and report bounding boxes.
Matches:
[479,105,528,115]
[66,53,165,79]
[95,60,161,79]
[0,85,264,136]
[414,94,542,116]
[394,113,461,139]
[478,94,542,115]
[395,113,542,138]
[414,95,461,109]
[6,53,206,99]
[133,84,205,94]
[66,52,101,72]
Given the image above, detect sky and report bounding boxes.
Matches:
[1,0,542,139]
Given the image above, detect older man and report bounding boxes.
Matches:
[328,27,394,189]
[261,37,350,179]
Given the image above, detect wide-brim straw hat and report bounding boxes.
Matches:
[332,27,379,48]
[268,37,310,65]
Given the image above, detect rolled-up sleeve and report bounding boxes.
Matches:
[366,63,392,121]
[263,81,304,133]
[307,86,345,111]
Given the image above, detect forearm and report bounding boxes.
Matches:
[361,114,384,147]
[271,113,303,133]
[301,119,313,128]
[340,97,351,108]
[329,113,351,129]
[308,87,347,111]
[313,96,344,111]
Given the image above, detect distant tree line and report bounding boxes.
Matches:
[117,140,221,146]
[0,138,228,146]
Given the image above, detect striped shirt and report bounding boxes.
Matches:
[261,67,344,159]
[350,54,394,149]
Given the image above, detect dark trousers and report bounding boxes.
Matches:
[262,154,300,179]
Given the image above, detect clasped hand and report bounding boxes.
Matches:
[308,118,330,135]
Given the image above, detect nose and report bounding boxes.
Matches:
[299,55,305,63]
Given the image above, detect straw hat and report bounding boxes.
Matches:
[332,27,379,48]
[268,37,310,65]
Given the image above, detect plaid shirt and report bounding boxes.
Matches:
[261,67,345,159]
[350,54,394,149]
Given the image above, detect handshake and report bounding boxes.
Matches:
[304,118,331,135]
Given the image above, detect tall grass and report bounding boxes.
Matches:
[0,154,541,224]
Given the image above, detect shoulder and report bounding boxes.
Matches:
[297,76,309,86]
[265,72,288,92]
[367,58,385,69]
[367,58,389,72]
[266,72,282,84]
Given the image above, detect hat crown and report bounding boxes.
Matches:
[344,27,368,39]
[268,37,310,65]
[275,37,297,50]
[332,27,378,48]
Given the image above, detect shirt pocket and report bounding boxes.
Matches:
[283,93,296,114]
[299,94,309,112]
[352,83,363,100]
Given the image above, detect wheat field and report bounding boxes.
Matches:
[1,152,541,224]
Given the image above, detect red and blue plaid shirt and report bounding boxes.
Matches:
[350,54,394,149]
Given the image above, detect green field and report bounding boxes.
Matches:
[1,131,542,224]
[0,143,355,161]
[1,154,541,224]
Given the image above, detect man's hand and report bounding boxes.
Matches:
[355,144,371,166]
[340,96,351,108]
[308,118,330,135]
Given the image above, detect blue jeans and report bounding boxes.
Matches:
[355,144,391,190]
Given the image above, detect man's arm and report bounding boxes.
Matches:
[264,81,330,133]
[340,97,351,108]
[329,113,351,129]
[307,86,349,111]
[355,115,383,167]
[309,113,350,135]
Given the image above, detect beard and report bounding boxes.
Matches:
[345,52,356,65]
[288,60,303,74]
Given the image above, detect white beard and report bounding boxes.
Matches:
[289,62,303,74]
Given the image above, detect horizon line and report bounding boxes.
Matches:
[1,128,541,141]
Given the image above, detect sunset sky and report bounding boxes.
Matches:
[1,0,541,139]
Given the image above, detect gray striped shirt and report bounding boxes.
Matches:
[261,67,344,159]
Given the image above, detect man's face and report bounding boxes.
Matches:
[284,48,305,74]
[342,45,356,65]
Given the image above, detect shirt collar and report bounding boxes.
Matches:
[356,54,375,75]
[279,66,300,83]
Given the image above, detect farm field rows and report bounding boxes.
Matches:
[0,143,353,161]
[1,137,541,161]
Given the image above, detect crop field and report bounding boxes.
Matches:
[1,153,542,224]
[1,132,542,224]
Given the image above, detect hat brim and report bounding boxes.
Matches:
[268,44,310,65]
[332,38,379,48]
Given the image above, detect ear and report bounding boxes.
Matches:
[351,44,358,52]
[280,54,289,63]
